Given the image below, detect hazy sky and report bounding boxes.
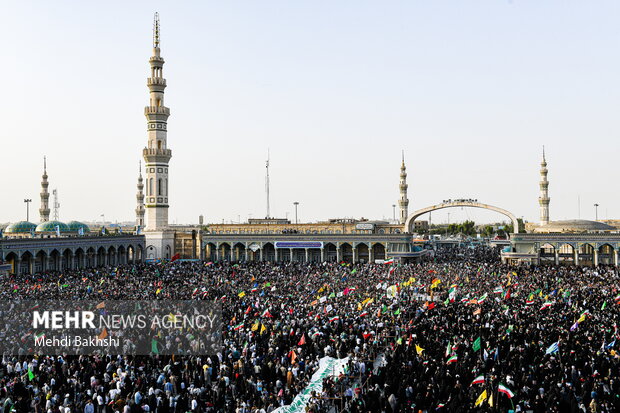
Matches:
[2,1,619,226]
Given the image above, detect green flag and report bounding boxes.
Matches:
[444,297,450,306]
[394,308,401,316]
[602,301,608,310]
[27,368,34,381]
[151,339,159,355]
[472,337,481,352]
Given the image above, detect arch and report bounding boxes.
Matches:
[117,245,126,265]
[4,252,18,275]
[74,248,85,269]
[599,244,615,265]
[35,250,47,273]
[62,248,72,270]
[405,201,519,235]
[262,242,276,262]
[324,243,337,262]
[356,243,370,263]
[20,251,34,275]
[372,243,386,261]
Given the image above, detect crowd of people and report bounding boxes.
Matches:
[0,245,618,412]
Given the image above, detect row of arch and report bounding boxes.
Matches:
[204,242,387,263]
[539,243,619,266]
[3,244,144,275]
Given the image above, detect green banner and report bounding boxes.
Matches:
[273,356,350,413]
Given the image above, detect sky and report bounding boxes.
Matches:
[2,1,619,226]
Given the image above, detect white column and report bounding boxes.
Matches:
[593,249,599,267]
[320,248,325,262]
[289,248,294,262]
[336,243,342,262]
[305,248,309,263]
[259,245,264,261]
[554,250,559,266]
[574,248,579,266]
[369,244,375,263]
[215,243,220,261]
[352,246,357,264]
[614,249,619,267]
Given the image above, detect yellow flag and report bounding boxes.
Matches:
[260,323,267,335]
[357,303,363,311]
[474,390,487,407]
[251,321,260,331]
[415,345,424,355]
[578,314,586,323]
[156,288,161,295]
[238,291,246,298]
[365,298,374,307]
[362,298,371,306]
[318,286,324,293]
[488,392,494,407]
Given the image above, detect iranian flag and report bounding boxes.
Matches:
[540,302,553,310]
[526,299,534,306]
[493,286,503,294]
[471,375,485,385]
[312,331,321,337]
[360,310,369,317]
[478,293,488,304]
[446,355,458,364]
[498,383,515,398]
[329,316,340,322]
[233,322,244,331]
[384,258,394,265]
[261,309,273,318]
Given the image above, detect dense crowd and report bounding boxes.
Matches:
[0,245,619,412]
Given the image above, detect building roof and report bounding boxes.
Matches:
[535,220,616,233]
[35,221,70,233]
[4,221,37,234]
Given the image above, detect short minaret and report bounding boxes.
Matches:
[136,161,145,228]
[143,12,172,231]
[398,150,409,224]
[39,156,50,223]
[538,147,550,226]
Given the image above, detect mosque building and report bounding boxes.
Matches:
[3,14,620,273]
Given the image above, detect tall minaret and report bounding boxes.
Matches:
[136,161,145,228]
[538,147,550,226]
[143,12,172,231]
[398,150,409,224]
[39,156,50,223]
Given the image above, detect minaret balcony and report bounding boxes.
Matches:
[147,77,167,87]
[143,147,172,162]
[144,106,170,116]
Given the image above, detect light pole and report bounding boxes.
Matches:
[594,204,599,221]
[24,199,32,221]
[392,205,396,222]
[293,202,299,225]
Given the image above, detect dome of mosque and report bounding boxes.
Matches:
[66,221,90,233]
[4,221,37,234]
[535,220,616,233]
[35,220,70,234]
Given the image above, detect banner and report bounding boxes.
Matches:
[273,356,349,413]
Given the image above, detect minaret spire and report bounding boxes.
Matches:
[39,156,50,223]
[143,12,171,232]
[538,146,550,226]
[398,151,409,225]
[153,12,160,48]
[136,160,145,229]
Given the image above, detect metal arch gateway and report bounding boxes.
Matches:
[404,200,519,235]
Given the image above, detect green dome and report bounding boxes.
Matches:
[35,220,69,234]
[66,221,90,233]
[5,221,37,234]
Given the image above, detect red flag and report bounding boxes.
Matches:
[504,288,511,300]
[298,334,306,346]
[362,332,372,340]
[427,302,436,310]
[170,253,181,262]
[244,306,252,315]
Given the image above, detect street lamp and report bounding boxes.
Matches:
[293,202,299,225]
[24,199,32,221]
[594,204,599,221]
